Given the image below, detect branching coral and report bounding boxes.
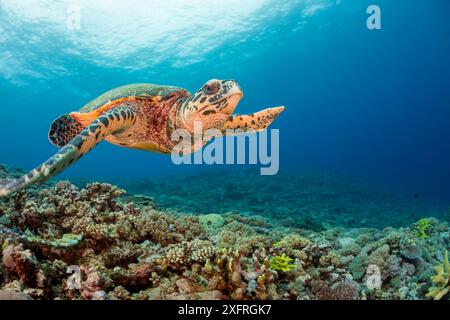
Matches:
[272,234,311,260]
[166,239,215,268]
[269,254,295,272]
[313,280,360,300]
[426,251,450,300]
[1,164,449,301]
[415,218,431,240]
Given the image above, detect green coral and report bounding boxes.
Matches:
[24,230,83,248]
[269,254,295,272]
[426,250,450,300]
[415,218,431,239]
[50,234,83,248]
[272,241,282,248]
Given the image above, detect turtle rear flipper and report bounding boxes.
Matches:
[0,106,137,197]
[49,114,85,147]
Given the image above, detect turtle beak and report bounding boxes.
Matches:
[222,80,243,115]
[223,93,243,115]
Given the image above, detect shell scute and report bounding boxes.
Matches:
[79,83,184,113]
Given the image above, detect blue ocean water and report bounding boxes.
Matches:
[1,0,449,210]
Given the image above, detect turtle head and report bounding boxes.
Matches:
[180,79,243,132]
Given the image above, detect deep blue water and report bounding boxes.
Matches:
[1,0,450,206]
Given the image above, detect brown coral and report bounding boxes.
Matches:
[313,280,360,300]
[2,240,38,286]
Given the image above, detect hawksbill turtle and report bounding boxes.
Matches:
[0,79,284,197]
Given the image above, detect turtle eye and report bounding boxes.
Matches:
[202,81,221,95]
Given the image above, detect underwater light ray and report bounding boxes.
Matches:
[0,0,334,84]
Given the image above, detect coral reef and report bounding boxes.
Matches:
[0,165,450,300]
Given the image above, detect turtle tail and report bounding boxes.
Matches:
[0,106,137,197]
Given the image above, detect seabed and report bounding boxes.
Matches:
[0,164,449,300]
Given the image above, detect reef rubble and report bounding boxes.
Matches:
[0,166,449,300]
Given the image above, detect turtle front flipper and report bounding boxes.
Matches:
[222,106,284,133]
[0,106,137,197]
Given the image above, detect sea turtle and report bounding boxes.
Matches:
[0,79,284,197]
